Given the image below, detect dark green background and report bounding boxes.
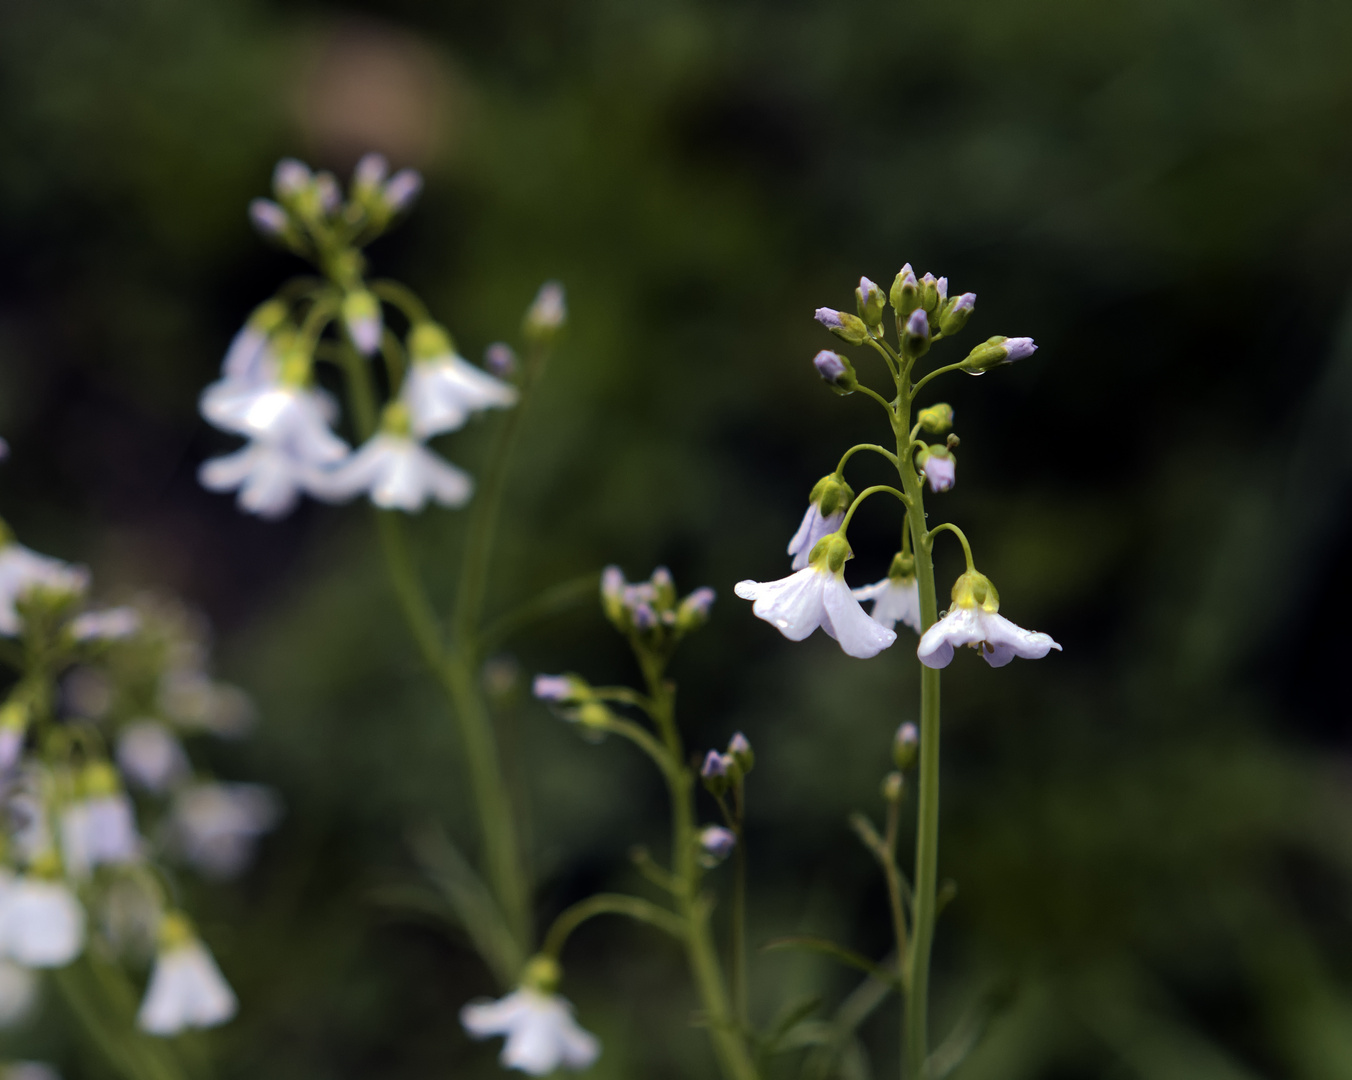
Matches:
[3,1,1352,1076]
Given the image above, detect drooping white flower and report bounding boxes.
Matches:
[199,380,347,464]
[220,301,287,387]
[787,474,854,571]
[137,914,237,1036]
[919,446,956,493]
[60,767,141,879]
[852,554,922,634]
[313,405,472,513]
[168,782,281,879]
[461,958,599,1076]
[198,441,335,520]
[69,607,140,642]
[0,874,85,968]
[116,721,190,794]
[0,960,37,1025]
[400,323,518,438]
[735,534,896,660]
[916,571,1061,669]
[0,537,89,637]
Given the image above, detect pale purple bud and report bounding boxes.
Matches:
[601,566,625,603]
[354,153,388,190]
[814,307,844,329]
[0,727,22,772]
[814,350,848,383]
[526,282,567,332]
[484,343,517,378]
[1002,337,1037,362]
[920,272,938,288]
[383,169,423,212]
[314,172,341,215]
[953,293,976,314]
[700,751,728,779]
[632,603,657,630]
[936,277,948,303]
[924,454,956,493]
[906,308,929,339]
[248,199,288,238]
[273,158,311,199]
[728,733,751,757]
[532,675,575,702]
[894,723,919,770]
[700,826,737,860]
[684,587,715,618]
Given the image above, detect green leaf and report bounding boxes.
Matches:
[761,936,899,986]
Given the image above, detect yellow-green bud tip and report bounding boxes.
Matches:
[521,955,562,993]
[409,322,453,362]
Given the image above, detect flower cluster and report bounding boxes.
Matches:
[738,263,1060,669]
[0,507,276,1039]
[198,155,548,520]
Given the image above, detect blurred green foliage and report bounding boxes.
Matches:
[4,0,1352,1076]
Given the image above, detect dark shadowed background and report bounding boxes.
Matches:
[4,1,1352,1076]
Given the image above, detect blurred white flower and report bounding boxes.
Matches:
[0,960,37,1026]
[461,988,599,1075]
[852,574,922,634]
[198,441,335,520]
[0,875,85,968]
[69,607,140,643]
[60,793,141,879]
[137,916,237,1036]
[315,433,472,513]
[401,324,518,438]
[116,721,190,794]
[0,542,88,637]
[3,1063,60,1080]
[168,783,281,879]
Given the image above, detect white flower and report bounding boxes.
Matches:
[314,432,472,512]
[787,475,854,571]
[0,542,89,637]
[0,960,37,1026]
[199,381,347,464]
[168,782,281,879]
[0,875,85,968]
[137,922,237,1036]
[69,607,140,642]
[920,449,956,493]
[60,793,141,879]
[461,988,600,1075]
[221,324,277,389]
[198,441,334,520]
[116,721,190,794]
[916,571,1061,669]
[400,330,518,438]
[852,574,922,634]
[735,536,896,660]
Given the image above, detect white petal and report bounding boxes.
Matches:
[978,612,1061,667]
[117,722,190,793]
[820,576,896,659]
[2,880,85,967]
[461,990,533,1038]
[0,960,36,1025]
[403,356,518,438]
[786,505,817,565]
[917,607,979,668]
[869,578,922,634]
[735,568,827,641]
[850,579,889,602]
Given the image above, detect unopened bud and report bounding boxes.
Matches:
[920,446,956,493]
[524,282,567,341]
[383,169,423,213]
[814,308,870,346]
[601,566,626,626]
[1002,336,1037,361]
[343,290,382,356]
[890,264,920,315]
[248,199,290,239]
[882,771,905,803]
[919,273,944,314]
[960,335,1036,374]
[855,277,887,328]
[699,826,737,865]
[701,751,730,797]
[727,732,754,774]
[353,153,389,195]
[916,403,953,435]
[903,308,930,356]
[677,587,716,632]
[272,158,312,201]
[813,349,856,392]
[893,723,919,770]
[576,701,612,731]
[650,568,676,611]
[314,172,341,215]
[484,343,518,379]
[938,293,976,335]
[533,674,587,704]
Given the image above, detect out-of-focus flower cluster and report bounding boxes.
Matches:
[199,155,565,520]
[0,509,278,1040]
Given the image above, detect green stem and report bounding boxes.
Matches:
[838,484,910,538]
[896,383,942,1079]
[926,522,975,573]
[541,893,686,959]
[909,362,967,400]
[835,443,901,473]
[643,664,760,1080]
[731,781,749,1031]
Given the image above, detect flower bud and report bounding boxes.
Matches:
[701,751,730,797]
[903,308,930,355]
[960,335,1036,374]
[343,290,382,356]
[699,825,736,865]
[727,732,754,774]
[601,566,627,627]
[383,169,423,213]
[676,587,716,632]
[524,282,566,342]
[916,403,953,434]
[0,700,29,772]
[813,349,856,393]
[650,568,676,612]
[938,293,976,335]
[919,445,956,493]
[248,199,290,240]
[889,264,920,315]
[881,771,904,803]
[919,273,944,314]
[353,153,389,196]
[532,674,588,704]
[484,343,518,379]
[272,158,312,201]
[893,722,919,770]
[313,172,341,215]
[814,308,870,346]
[855,277,886,329]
